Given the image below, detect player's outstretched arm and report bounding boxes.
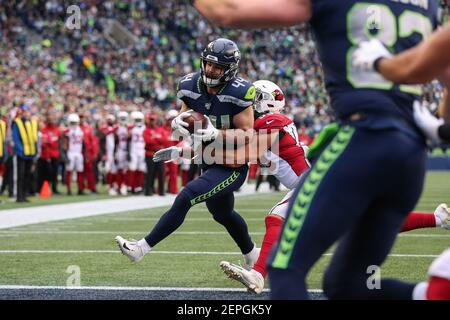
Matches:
[153,144,197,163]
[377,25,450,84]
[193,0,311,28]
[218,131,280,168]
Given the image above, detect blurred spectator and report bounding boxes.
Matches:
[12,104,38,202]
[0,0,446,201]
[143,113,165,196]
[38,111,62,194]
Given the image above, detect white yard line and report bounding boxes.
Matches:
[0,250,439,258]
[0,184,279,230]
[0,230,448,238]
[111,217,265,221]
[0,230,265,235]
[0,285,269,292]
[0,284,324,293]
[398,234,450,238]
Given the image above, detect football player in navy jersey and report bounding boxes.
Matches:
[352,24,450,143]
[353,25,450,85]
[194,0,449,300]
[115,38,261,271]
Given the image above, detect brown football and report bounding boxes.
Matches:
[185,111,207,134]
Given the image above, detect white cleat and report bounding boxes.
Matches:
[243,246,261,270]
[220,261,265,294]
[109,188,118,196]
[120,185,128,196]
[426,248,450,299]
[115,236,145,263]
[434,203,450,230]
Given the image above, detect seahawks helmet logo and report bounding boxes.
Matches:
[206,55,218,62]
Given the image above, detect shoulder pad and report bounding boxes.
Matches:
[177,72,202,101]
[219,77,255,108]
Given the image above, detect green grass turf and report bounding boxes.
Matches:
[0,172,448,289]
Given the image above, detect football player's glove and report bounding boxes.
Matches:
[192,115,219,142]
[352,39,392,72]
[171,110,194,137]
[153,146,182,163]
[413,101,444,145]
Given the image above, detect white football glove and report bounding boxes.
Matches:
[352,39,392,72]
[413,101,444,145]
[301,144,310,158]
[192,115,219,142]
[171,110,194,137]
[153,146,182,163]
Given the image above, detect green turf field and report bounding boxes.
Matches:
[0,172,449,291]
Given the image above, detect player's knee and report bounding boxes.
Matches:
[206,199,233,218]
[211,211,231,224]
[175,188,192,207]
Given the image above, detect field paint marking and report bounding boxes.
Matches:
[111,217,264,221]
[0,285,323,293]
[1,230,448,238]
[0,231,266,235]
[0,184,281,229]
[0,250,440,258]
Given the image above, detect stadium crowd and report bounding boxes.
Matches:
[0,0,446,202]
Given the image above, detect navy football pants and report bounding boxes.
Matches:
[145,165,254,254]
[268,125,426,299]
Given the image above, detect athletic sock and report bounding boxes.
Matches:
[400,212,436,232]
[253,215,283,278]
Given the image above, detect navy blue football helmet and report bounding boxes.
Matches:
[200,38,241,87]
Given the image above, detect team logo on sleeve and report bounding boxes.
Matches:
[244,85,256,100]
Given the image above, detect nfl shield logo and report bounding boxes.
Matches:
[205,102,211,110]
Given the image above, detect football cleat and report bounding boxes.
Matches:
[220,261,265,294]
[120,185,128,196]
[109,188,118,196]
[434,203,450,230]
[426,248,450,300]
[115,235,145,263]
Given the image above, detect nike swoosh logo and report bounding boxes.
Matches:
[123,243,130,251]
[266,120,275,125]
